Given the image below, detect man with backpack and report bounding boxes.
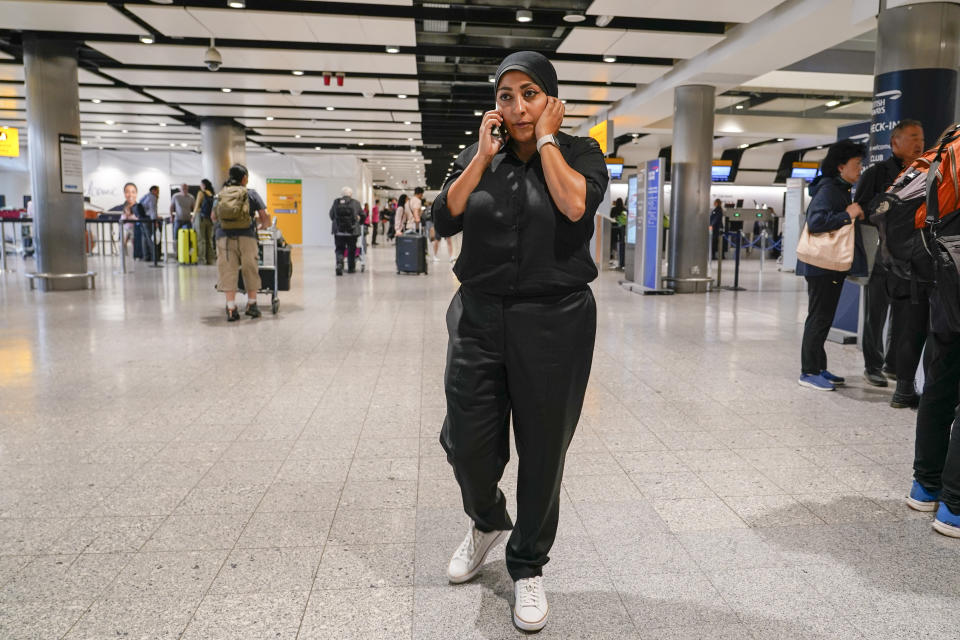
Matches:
[213,164,270,321]
[329,186,364,276]
[855,119,926,390]
[193,178,216,265]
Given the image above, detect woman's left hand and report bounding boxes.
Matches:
[534,97,564,139]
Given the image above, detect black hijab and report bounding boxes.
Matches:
[494,51,558,98]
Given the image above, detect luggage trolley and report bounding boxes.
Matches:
[239,222,281,314]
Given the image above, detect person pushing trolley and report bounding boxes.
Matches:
[432,51,609,632]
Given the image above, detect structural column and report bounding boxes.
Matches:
[201,117,247,190]
[666,84,714,293]
[23,36,88,290]
[869,2,960,163]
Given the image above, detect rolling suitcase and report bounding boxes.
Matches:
[276,245,292,291]
[178,227,197,264]
[396,229,427,275]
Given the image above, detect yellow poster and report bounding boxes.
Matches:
[0,126,19,158]
[589,120,609,155]
[266,178,302,244]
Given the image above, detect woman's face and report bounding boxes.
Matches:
[123,184,138,206]
[838,156,862,184]
[495,71,548,143]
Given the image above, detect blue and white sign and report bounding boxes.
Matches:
[869,69,957,164]
[641,158,664,290]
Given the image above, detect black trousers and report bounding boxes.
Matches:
[801,274,846,375]
[440,286,596,581]
[888,277,931,383]
[371,221,378,245]
[334,235,357,271]
[862,262,897,373]
[711,228,726,259]
[914,330,960,513]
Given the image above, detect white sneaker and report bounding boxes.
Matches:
[449,255,457,263]
[446,525,506,584]
[513,576,549,631]
[433,255,440,263]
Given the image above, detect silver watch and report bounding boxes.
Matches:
[536,134,559,153]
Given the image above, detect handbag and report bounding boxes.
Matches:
[796,220,855,272]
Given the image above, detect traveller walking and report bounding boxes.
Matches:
[329,186,364,276]
[434,50,608,632]
[170,183,195,235]
[138,185,160,262]
[371,199,380,246]
[610,196,626,268]
[213,164,270,321]
[797,140,868,391]
[855,119,925,389]
[193,179,216,265]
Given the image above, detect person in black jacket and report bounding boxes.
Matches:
[710,198,726,259]
[854,119,925,390]
[433,51,608,633]
[329,187,364,276]
[797,140,867,391]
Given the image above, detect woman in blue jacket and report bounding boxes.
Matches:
[797,140,868,391]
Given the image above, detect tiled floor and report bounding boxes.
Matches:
[1,241,957,639]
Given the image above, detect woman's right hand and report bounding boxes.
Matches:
[477,110,504,162]
[846,202,864,221]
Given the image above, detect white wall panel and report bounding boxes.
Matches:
[585,0,781,23]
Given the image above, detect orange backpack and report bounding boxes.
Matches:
[910,123,960,229]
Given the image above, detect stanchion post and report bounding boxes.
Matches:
[733,230,742,289]
[759,229,766,272]
[0,219,7,273]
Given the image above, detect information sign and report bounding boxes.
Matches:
[0,126,18,157]
[266,178,302,244]
[59,133,83,194]
[641,158,663,290]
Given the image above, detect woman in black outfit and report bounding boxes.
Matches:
[796,140,868,391]
[433,51,608,632]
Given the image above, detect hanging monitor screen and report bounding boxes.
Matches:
[605,157,624,180]
[791,161,819,181]
[711,160,733,182]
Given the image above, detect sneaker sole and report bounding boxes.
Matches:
[933,518,960,538]
[447,530,506,585]
[513,605,549,632]
[906,496,938,512]
[797,379,834,391]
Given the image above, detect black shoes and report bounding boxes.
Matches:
[863,369,889,387]
[245,303,261,319]
[882,366,897,380]
[226,307,240,322]
[336,265,343,276]
[890,379,920,408]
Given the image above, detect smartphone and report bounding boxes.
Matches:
[491,107,504,141]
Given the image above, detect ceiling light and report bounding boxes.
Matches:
[326,106,335,111]
[739,143,749,149]
[344,128,352,132]
[825,99,840,107]
[595,15,614,27]
[139,35,155,44]
[458,144,465,149]
[403,120,412,125]
[397,94,407,99]
[221,87,232,93]
[292,70,304,76]
[735,104,744,110]
[315,146,322,150]
[92,98,101,104]
[180,143,187,147]
[464,130,472,135]
[602,55,617,63]
[358,142,364,146]
[473,110,483,117]
[777,137,785,142]
[381,166,386,170]
[159,122,166,127]
[169,143,176,147]
[452,154,457,158]
[144,147,149,151]
[407,137,414,141]
[631,133,639,138]
[81,139,88,145]
[563,11,586,23]
[121,129,128,133]
[104,119,114,125]
[488,76,495,83]
[266,116,274,121]
[385,45,400,54]
[295,134,301,139]
[816,145,824,149]
[516,9,533,22]
[227,0,244,7]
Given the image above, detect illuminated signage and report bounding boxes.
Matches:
[0,126,18,157]
[589,120,612,155]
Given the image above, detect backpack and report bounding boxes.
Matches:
[200,190,214,219]
[215,185,251,230]
[870,124,960,298]
[334,197,356,233]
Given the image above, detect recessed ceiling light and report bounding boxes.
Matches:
[381,166,386,170]
[473,110,483,117]
[345,128,352,132]
[777,137,785,142]
[739,143,749,149]
[121,129,128,133]
[326,106,335,111]
[631,133,639,138]
[403,120,412,125]
[358,142,364,146]
[170,142,176,147]
[81,139,88,145]
[292,70,304,76]
[735,104,745,110]
[458,144,465,149]
[315,146,322,150]
[452,154,458,158]
[227,0,245,8]
[516,9,533,22]
[144,147,150,151]
[385,45,400,54]
[221,87,232,93]
[825,99,840,107]
[407,137,413,141]
[602,55,617,63]
[266,116,274,121]
[104,119,114,125]
[816,145,824,149]
[563,11,586,23]
[92,98,102,104]
[159,122,166,126]
[180,143,187,147]
[295,134,301,139]
[487,76,495,83]
[139,35,155,44]
[397,94,407,99]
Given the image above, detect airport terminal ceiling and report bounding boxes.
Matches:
[0,0,879,189]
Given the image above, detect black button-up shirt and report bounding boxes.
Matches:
[854,154,905,220]
[433,131,609,297]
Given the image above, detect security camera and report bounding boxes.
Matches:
[204,39,222,72]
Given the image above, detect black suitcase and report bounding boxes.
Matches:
[276,245,292,291]
[396,232,427,275]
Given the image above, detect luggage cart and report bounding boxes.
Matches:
[239,224,280,314]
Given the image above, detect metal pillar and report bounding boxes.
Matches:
[869,2,960,163]
[666,84,714,293]
[23,36,89,291]
[201,117,247,190]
